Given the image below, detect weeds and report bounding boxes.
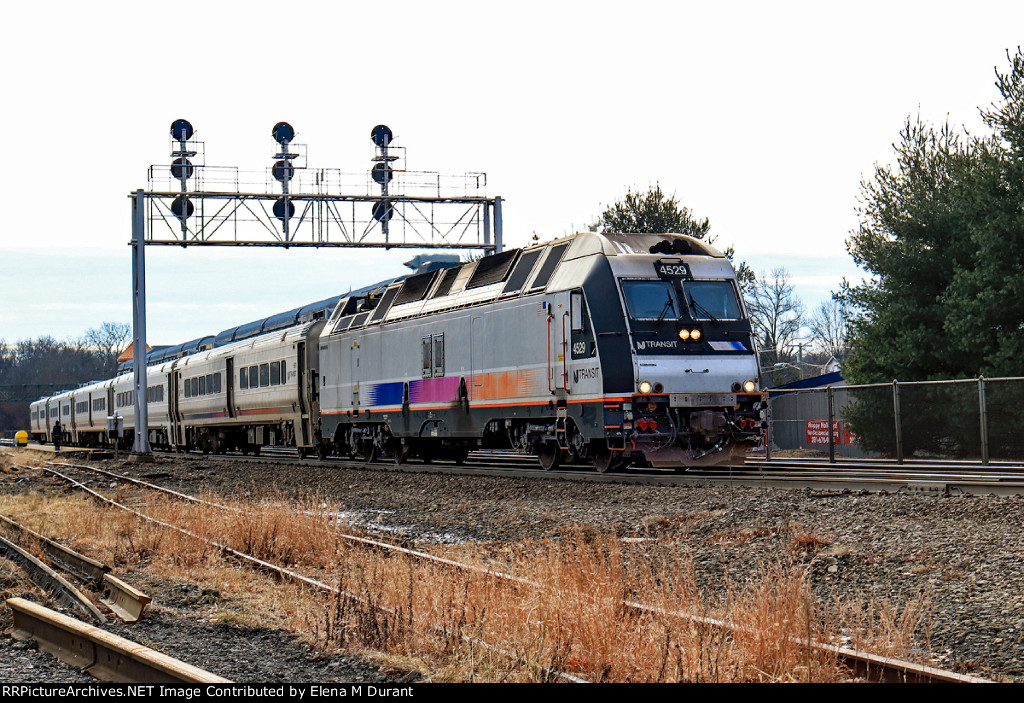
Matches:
[0,484,931,682]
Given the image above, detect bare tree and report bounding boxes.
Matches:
[808,298,849,360]
[84,322,131,375]
[744,268,805,364]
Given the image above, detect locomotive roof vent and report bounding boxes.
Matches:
[649,238,701,256]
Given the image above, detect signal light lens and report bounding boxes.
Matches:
[743,380,757,393]
[638,380,653,394]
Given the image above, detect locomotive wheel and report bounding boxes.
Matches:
[390,443,409,465]
[537,443,561,471]
[316,443,329,461]
[450,446,468,465]
[591,443,622,474]
[355,442,378,463]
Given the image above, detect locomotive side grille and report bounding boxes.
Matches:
[394,270,440,306]
[467,250,519,289]
[529,243,570,291]
[368,285,403,324]
[431,266,463,299]
[502,248,544,296]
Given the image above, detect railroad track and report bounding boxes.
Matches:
[22,442,1024,495]
[121,445,1024,496]
[19,458,990,683]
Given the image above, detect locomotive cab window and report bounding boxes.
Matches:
[620,280,680,320]
[680,280,742,321]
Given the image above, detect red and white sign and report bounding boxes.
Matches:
[805,420,857,446]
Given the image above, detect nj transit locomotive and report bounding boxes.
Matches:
[30,232,764,471]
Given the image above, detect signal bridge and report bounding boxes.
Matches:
[141,121,502,251]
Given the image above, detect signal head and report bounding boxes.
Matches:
[272,122,295,144]
[170,119,194,142]
[371,124,393,148]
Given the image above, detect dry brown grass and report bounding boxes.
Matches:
[0,483,931,682]
[789,531,833,553]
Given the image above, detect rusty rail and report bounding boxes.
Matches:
[6,597,229,683]
[0,532,106,623]
[0,513,108,584]
[0,511,151,623]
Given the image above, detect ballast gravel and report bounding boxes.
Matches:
[3,450,1024,682]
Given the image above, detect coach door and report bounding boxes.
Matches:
[168,370,183,447]
[226,358,236,419]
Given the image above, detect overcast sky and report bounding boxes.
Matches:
[2,1,1022,345]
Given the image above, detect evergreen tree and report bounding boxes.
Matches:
[946,48,1024,375]
[839,48,1024,457]
[599,184,710,238]
[840,119,990,384]
[599,184,754,286]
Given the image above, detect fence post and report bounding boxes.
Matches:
[979,376,989,466]
[893,379,903,464]
[827,386,836,464]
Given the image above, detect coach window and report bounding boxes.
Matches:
[214,373,221,393]
[249,366,259,389]
[240,369,248,390]
[270,361,281,386]
[259,363,270,387]
[280,361,286,383]
[199,375,207,396]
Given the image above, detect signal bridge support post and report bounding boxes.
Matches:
[131,189,151,454]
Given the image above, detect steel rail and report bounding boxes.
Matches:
[48,461,538,588]
[38,465,589,683]
[0,511,152,623]
[0,532,106,623]
[0,513,108,584]
[41,461,987,682]
[6,597,230,683]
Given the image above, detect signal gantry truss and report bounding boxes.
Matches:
[143,121,503,250]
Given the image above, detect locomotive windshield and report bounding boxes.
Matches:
[680,280,742,320]
[620,280,680,320]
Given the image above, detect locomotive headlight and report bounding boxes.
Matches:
[678,329,690,340]
[743,379,757,393]
[638,380,653,394]
[690,328,702,341]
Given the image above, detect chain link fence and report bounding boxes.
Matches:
[766,376,1024,463]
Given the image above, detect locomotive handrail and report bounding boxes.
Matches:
[547,311,554,394]
[562,311,570,392]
